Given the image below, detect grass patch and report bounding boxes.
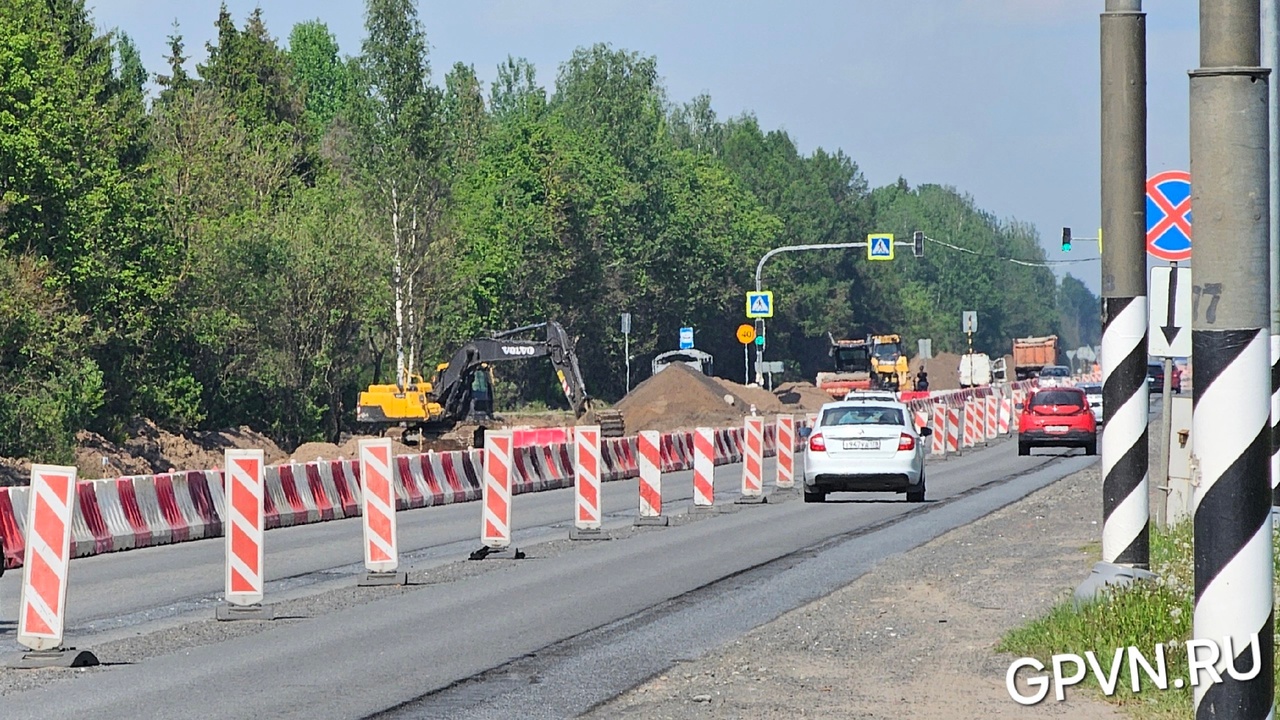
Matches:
[998,520,1280,718]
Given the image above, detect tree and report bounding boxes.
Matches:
[442,62,488,171]
[552,44,665,176]
[288,20,352,133]
[348,0,444,387]
[489,55,544,120]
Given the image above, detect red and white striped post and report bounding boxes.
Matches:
[963,400,979,448]
[985,395,999,440]
[471,429,524,559]
[947,405,963,454]
[571,425,608,539]
[691,427,717,513]
[775,415,796,490]
[358,438,407,585]
[636,431,668,526]
[217,449,273,620]
[737,415,767,504]
[931,404,947,456]
[11,464,98,668]
[998,392,1013,435]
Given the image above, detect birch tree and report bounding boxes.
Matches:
[350,0,443,387]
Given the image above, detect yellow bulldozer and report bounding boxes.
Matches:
[356,321,623,445]
[867,334,911,390]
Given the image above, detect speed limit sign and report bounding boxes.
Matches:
[736,324,757,345]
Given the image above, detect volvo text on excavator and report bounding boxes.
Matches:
[356,321,624,444]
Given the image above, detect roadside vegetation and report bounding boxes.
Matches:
[999,521,1280,719]
[1,0,1101,462]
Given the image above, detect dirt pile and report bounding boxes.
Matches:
[910,352,964,391]
[773,381,834,411]
[613,364,832,433]
[73,418,290,479]
[614,363,749,433]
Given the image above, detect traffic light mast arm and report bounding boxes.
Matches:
[750,235,922,386]
[1060,226,1102,252]
[753,234,925,291]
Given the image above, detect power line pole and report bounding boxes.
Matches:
[1190,0,1273,716]
[1264,0,1280,506]
[1098,0,1150,572]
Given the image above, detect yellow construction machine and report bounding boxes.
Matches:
[868,334,910,390]
[356,321,623,444]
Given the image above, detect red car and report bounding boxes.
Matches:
[1018,386,1097,456]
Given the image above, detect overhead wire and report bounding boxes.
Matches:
[923,234,1100,268]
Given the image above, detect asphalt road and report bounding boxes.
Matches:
[0,435,1098,720]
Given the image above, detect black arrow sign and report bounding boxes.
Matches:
[1161,267,1180,346]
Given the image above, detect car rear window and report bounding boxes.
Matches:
[821,406,904,426]
[1031,390,1084,407]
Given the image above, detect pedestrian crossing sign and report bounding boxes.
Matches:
[868,233,894,261]
[746,290,774,318]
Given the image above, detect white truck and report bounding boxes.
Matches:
[959,353,992,388]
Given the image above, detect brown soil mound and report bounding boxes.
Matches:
[68,419,289,479]
[712,378,788,414]
[615,363,747,433]
[909,352,965,391]
[773,381,834,411]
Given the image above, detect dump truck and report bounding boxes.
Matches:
[356,321,623,445]
[1012,335,1059,380]
[816,335,874,398]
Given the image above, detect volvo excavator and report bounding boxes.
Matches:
[356,321,624,445]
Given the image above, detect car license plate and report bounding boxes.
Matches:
[1046,425,1069,434]
[843,439,880,450]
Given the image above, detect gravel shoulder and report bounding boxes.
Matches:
[584,464,1127,720]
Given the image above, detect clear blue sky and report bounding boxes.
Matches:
[86,0,1202,296]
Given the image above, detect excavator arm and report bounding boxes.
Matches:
[431,321,593,422]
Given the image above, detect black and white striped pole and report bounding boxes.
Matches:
[1190,0,1274,716]
[1099,0,1150,572]
[1265,0,1280,507]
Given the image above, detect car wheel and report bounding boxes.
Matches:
[803,489,826,503]
[1085,438,1097,456]
[1018,440,1030,456]
[906,476,925,503]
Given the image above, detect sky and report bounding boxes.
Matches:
[85,0,1204,297]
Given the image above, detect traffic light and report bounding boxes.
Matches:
[1061,227,1072,252]
[912,231,924,258]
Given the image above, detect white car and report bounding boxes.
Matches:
[1078,383,1103,423]
[800,398,930,503]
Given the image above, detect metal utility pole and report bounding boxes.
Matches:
[1190,0,1273,717]
[1098,0,1150,571]
[1265,0,1280,505]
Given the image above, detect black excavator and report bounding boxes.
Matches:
[356,321,624,445]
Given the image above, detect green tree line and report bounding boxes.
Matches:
[0,0,1099,461]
